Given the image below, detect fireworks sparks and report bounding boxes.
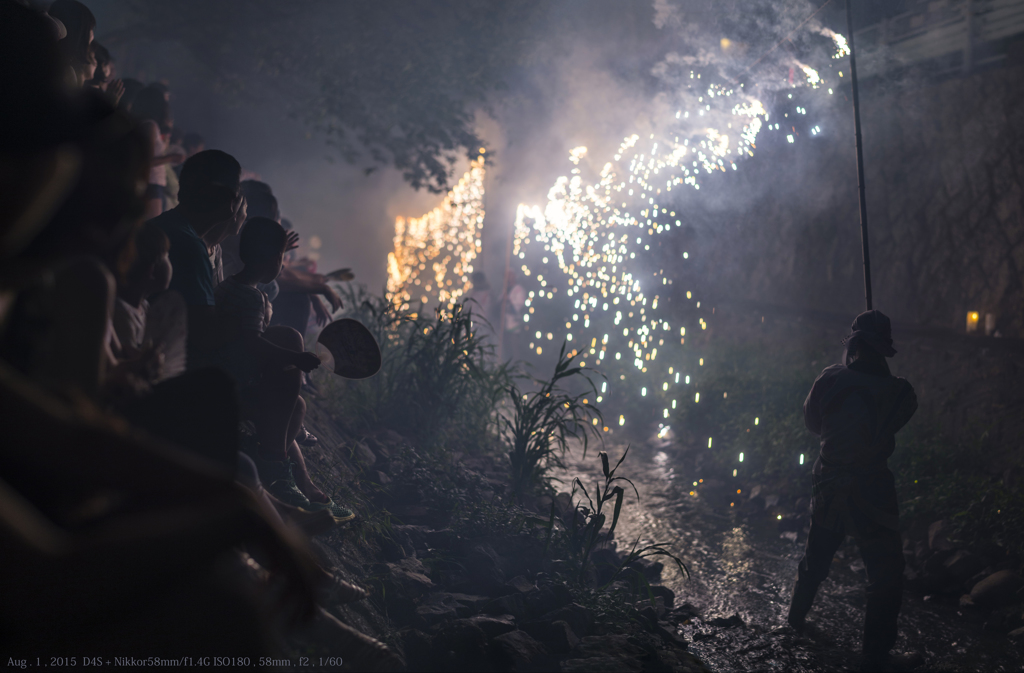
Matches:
[504,28,849,452]
[384,21,850,473]
[820,27,851,59]
[510,77,787,387]
[387,156,486,309]
[797,62,822,88]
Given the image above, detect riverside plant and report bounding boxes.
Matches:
[500,341,603,500]
[319,285,511,450]
[556,446,688,587]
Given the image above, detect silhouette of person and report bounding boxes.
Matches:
[788,310,920,671]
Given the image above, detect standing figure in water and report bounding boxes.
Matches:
[788,310,922,672]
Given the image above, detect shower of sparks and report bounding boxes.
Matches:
[387,156,486,309]
[797,62,822,88]
[512,88,766,376]
[819,27,851,59]
[510,29,849,442]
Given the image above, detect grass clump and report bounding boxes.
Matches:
[318,285,511,452]
[561,446,688,585]
[500,342,603,500]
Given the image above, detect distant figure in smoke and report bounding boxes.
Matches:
[788,310,921,672]
[466,271,492,323]
[500,269,527,360]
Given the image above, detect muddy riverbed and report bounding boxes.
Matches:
[554,442,1022,672]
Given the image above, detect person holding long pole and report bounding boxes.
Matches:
[785,6,922,671]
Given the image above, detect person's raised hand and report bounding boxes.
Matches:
[107,79,125,106]
[293,351,321,373]
[285,231,300,252]
[322,285,343,312]
[312,296,330,327]
[135,339,165,382]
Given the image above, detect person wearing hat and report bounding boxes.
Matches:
[787,310,921,672]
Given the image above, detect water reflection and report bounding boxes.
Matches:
[721,526,752,578]
[555,441,1022,672]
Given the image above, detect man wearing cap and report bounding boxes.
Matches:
[787,310,921,671]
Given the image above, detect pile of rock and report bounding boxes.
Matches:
[371,528,706,672]
[297,412,709,670]
[904,520,1024,636]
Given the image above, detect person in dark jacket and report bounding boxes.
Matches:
[787,310,921,672]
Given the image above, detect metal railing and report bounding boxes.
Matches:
[855,0,1024,78]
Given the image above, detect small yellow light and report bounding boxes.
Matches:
[777,514,782,520]
[966,311,981,333]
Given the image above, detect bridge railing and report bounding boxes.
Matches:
[855,0,1024,78]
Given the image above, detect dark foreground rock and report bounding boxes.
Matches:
[281,395,710,672]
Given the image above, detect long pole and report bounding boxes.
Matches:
[496,209,514,361]
[846,0,873,310]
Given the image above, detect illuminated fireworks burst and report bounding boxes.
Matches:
[820,27,851,59]
[387,156,486,309]
[512,32,849,437]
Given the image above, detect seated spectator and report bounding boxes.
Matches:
[203,194,247,288]
[222,179,286,302]
[1,95,148,399]
[226,183,330,442]
[86,41,111,83]
[48,0,94,88]
[213,218,353,521]
[115,218,336,534]
[152,149,244,363]
[112,221,186,383]
[117,77,144,114]
[271,217,344,338]
[73,40,98,88]
[0,6,320,658]
[162,127,185,209]
[84,42,124,106]
[133,84,184,219]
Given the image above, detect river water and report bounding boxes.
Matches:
[555,442,1022,672]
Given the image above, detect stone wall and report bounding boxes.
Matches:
[682,64,1024,338]
[863,64,1024,336]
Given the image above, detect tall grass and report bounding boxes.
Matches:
[318,285,511,451]
[500,342,603,500]
[564,446,688,585]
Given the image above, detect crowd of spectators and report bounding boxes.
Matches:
[0,0,388,662]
